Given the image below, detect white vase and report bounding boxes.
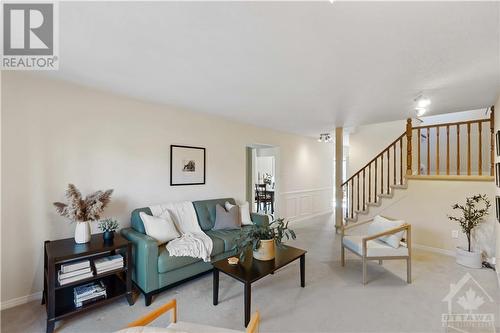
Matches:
[456,247,482,269]
[253,239,275,261]
[74,221,91,244]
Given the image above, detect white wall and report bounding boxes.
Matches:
[1,72,334,305]
[359,179,496,256]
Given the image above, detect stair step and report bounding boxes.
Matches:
[378,193,393,199]
[390,184,408,190]
[367,201,382,207]
[344,217,358,223]
[355,209,370,215]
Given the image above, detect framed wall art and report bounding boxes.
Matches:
[170,145,206,186]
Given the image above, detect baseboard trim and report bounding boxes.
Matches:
[413,243,456,257]
[289,210,333,223]
[1,291,42,310]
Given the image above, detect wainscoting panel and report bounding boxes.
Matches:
[280,187,333,221]
[284,197,299,219]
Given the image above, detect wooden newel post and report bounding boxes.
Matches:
[490,106,495,176]
[406,118,412,175]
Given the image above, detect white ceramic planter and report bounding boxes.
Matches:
[74,221,91,244]
[253,239,275,261]
[456,247,482,269]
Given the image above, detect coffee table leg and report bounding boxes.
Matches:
[244,282,251,327]
[213,269,219,306]
[300,254,305,287]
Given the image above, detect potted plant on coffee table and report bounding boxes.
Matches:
[233,218,296,261]
[447,194,490,269]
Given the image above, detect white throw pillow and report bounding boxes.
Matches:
[225,201,253,226]
[367,215,406,248]
[139,212,181,245]
[224,201,235,211]
[239,202,253,226]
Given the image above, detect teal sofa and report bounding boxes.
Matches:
[121,198,269,305]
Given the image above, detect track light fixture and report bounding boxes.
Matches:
[318,133,333,143]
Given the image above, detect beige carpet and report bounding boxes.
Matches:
[2,214,499,333]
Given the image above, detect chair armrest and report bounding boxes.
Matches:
[250,212,269,227]
[246,311,260,333]
[362,224,411,255]
[121,228,159,293]
[341,218,374,236]
[362,223,410,242]
[127,299,177,327]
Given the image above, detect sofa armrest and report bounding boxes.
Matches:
[250,212,270,227]
[121,228,159,293]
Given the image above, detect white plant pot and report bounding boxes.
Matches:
[253,239,275,261]
[456,247,482,269]
[74,221,91,244]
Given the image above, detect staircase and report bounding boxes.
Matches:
[342,107,495,223]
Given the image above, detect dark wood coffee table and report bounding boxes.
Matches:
[212,245,306,327]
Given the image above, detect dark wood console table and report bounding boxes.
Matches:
[42,233,133,333]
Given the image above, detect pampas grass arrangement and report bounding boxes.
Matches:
[54,184,113,222]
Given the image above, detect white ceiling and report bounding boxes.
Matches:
[45,1,500,136]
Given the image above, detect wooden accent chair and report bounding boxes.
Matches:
[255,184,273,214]
[118,299,260,333]
[341,216,412,284]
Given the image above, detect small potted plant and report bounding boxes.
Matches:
[98,218,119,242]
[234,218,296,261]
[448,194,490,269]
[53,184,113,244]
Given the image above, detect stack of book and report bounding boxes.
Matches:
[58,260,93,286]
[94,254,124,274]
[73,281,107,307]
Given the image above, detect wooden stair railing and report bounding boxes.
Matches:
[412,115,494,176]
[342,107,494,222]
[341,132,407,220]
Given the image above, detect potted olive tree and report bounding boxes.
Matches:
[447,194,490,269]
[233,218,296,261]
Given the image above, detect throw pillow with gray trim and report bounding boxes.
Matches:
[213,204,241,230]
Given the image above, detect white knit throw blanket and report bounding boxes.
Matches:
[149,201,213,262]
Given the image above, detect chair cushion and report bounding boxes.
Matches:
[157,248,200,274]
[115,327,178,333]
[168,321,243,333]
[343,235,409,257]
[157,236,224,273]
[206,226,251,252]
[367,215,406,248]
[192,198,236,231]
